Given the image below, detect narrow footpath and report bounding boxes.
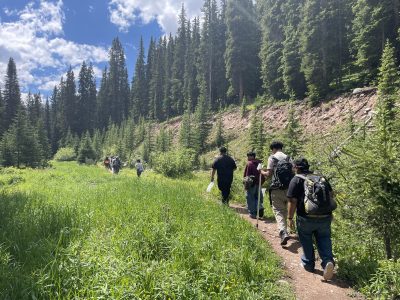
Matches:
[230,204,364,300]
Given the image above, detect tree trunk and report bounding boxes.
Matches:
[384,231,392,259]
[239,74,244,104]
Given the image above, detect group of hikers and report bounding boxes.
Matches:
[103,156,144,177]
[211,142,336,281]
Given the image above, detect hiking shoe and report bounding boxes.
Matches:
[249,214,257,219]
[280,230,290,246]
[323,262,334,281]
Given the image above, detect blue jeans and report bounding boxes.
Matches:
[296,215,334,271]
[246,185,263,216]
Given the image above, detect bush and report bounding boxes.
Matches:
[362,260,400,299]
[54,147,76,161]
[152,148,196,178]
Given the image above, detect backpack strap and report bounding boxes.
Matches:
[295,174,307,180]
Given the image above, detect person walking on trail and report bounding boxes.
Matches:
[243,151,265,219]
[287,158,335,281]
[261,141,293,246]
[135,159,144,178]
[104,156,111,171]
[211,147,237,205]
[111,156,121,174]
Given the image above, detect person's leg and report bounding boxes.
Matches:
[314,217,334,269]
[218,180,230,204]
[271,189,288,233]
[246,186,257,217]
[296,216,316,271]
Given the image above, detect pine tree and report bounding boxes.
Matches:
[259,0,286,99]
[64,67,78,133]
[172,4,187,115]
[149,37,166,120]
[249,112,265,159]
[146,37,156,118]
[179,110,193,149]
[142,124,154,163]
[156,126,171,153]
[77,131,96,163]
[50,86,61,154]
[3,58,22,131]
[97,67,110,129]
[215,114,224,147]
[225,0,261,104]
[352,0,400,85]
[131,37,148,120]
[0,88,4,136]
[283,103,302,158]
[108,38,130,124]
[163,34,175,120]
[1,106,42,168]
[281,0,307,99]
[36,119,51,160]
[44,97,51,142]
[193,98,211,154]
[77,62,97,135]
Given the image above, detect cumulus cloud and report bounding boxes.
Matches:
[108,0,203,34]
[0,0,108,92]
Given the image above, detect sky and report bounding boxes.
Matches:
[0,0,204,97]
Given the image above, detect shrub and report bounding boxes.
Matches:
[54,147,76,161]
[362,260,400,299]
[152,148,196,178]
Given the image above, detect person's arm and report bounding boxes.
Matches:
[211,169,216,182]
[261,157,273,177]
[287,197,297,232]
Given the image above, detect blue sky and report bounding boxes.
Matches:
[0,0,203,97]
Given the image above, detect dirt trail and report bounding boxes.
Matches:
[230,204,364,300]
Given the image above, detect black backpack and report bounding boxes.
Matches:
[271,156,294,189]
[296,174,337,215]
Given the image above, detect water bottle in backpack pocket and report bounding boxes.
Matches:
[296,174,337,215]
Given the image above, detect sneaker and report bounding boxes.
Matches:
[323,262,334,281]
[249,214,257,219]
[280,230,290,246]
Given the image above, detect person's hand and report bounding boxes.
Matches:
[288,218,295,232]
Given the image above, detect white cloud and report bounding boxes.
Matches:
[0,0,108,92]
[108,0,203,34]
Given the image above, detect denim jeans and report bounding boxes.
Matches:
[246,185,263,216]
[296,215,334,271]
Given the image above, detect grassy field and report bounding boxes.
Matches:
[0,162,293,299]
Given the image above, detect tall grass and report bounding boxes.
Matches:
[0,163,293,299]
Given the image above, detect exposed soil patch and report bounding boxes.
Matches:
[230,203,365,300]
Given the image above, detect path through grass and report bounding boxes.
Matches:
[0,162,293,299]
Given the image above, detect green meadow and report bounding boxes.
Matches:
[0,162,293,299]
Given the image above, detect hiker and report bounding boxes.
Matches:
[261,141,293,245]
[135,159,144,178]
[287,158,335,281]
[104,156,111,170]
[243,151,265,219]
[211,147,237,205]
[111,156,121,174]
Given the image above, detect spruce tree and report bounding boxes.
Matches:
[163,34,175,120]
[283,103,302,158]
[36,119,51,160]
[0,88,4,136]
[156,126,171,153]
[44,97,51,142]
[97,67,110,129]
[225,0,261,104]
[108,38,130,124]
[142,124,154,163]
[77,62,97,135]
[215,114,224,147]
[64,67,78,133]
[3,58,22,131]
[259,0,286,100]
[145,37,156,118]
[77,132,96,163]
[172,4,187,115]
[149,37,166,121]
[249,112,265,159]
[179,110,193,149]
[193,98,211,154]
[131,37,147,120]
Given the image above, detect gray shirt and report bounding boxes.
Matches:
[267,151,288,170]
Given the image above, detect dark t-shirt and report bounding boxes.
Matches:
[212,155,237,183]
[286,173,332,217]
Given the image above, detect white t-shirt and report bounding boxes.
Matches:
[267,151,288,170]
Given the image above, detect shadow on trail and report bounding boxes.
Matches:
[231,205,276,224]
[0,191,76,299]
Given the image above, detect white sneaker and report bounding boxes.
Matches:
[323,262,334,281]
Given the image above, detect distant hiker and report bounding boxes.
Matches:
[104,156,111,170]
[243,151,265,219]
[111,156,121,174]
[135,159,144,178]
[287,158,336,281]
[211,147,237,205]
[261,141,293,246]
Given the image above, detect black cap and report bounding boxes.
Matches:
[293,158,310,170]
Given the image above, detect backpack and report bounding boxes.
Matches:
[296,174,337,215]
[112,157,121,168]
[271,156,294,189]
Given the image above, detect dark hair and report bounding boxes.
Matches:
[293,158,310,171]
[247,151,256,158]
[270,141,284,151]
[136,159,141,163]
[220,146,227,154]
